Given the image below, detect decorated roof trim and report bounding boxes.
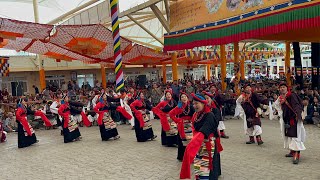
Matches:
[164,0,320,51]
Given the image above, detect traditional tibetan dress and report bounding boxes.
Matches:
[94,100,132,141]
[180,112,223,180]
[153,99,178,146]
[130,98,156,142]
[169,102,195,160]
[16,105,51,148]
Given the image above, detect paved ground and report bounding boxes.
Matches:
[1,117,320,180]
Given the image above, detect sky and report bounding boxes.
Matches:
[0,0,149,23]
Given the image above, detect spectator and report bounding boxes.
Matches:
[150,83,162,106]
[185,81,195,95]
[2,88,9,103]
[0,120,6,143]
[86,82,92,91]
[42,87,51,100]
[312,96,320,128]
[61,82,68,91]
[171,80,180,102]
[32,85,39,95]
[3,112,16,132]
[308,89,314,104]
[68,81,73,90]
[73,81,80,91]
[302,97,313,124]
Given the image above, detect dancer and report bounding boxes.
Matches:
[153,89,178,147]
[15,97,52,148]
[94,92,132,141]
[58,94,90,143]
[274,83,305,164]
[130,91,157,142]
[209,85,229,138]
[50,93,63,135]
[180,93,223,180]
[120,89,135,129]
[236,84,266,145]
[169,91,195,161]
[203,91,229,138]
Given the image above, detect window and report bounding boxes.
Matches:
[77,74,95,88]
[45,75,65,89]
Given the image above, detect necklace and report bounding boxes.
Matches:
[141,99,146,107]
[182,104,190,115]
[194,111,205,123]
[167,100,174,107]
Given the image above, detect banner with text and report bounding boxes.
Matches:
[170,0,289,31]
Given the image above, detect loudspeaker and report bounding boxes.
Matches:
[137,75,147,87]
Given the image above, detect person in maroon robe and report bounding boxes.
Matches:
[274,83,305,164]
[236,84,267,145]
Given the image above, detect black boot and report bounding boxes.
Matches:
[246,136,255,144]
[220,130,229,139]
[293,151,300,164]
[285,150,294,157]
[256,135,264,145]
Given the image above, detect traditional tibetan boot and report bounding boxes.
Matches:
[293,151,300,164]
[256,135,264,145]
[220,130,229,139]
[246,136,255,144]
[285,150,294,157]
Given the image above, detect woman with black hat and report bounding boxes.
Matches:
[153,89,178,147]
[94,92,132,141]
[58,94,90,143]
[180,93,223,180]
[130,91,157,142]
[203,91,230,139]
[169,91,195,161]
[15,97,52,148]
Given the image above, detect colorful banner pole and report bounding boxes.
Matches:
[110,0,124,91]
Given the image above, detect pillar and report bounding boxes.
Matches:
[162,64,167,83]
[101,65,107,89]
[172,52,178,81]
[234,42,240,95]
[240,57,245,80]
[206,64,211,81]
[220,45,227,91]
[293,42,303,89]
[285,42,291,87]
[33,0,46,90]
[311,43,320,89]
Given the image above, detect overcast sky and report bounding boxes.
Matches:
[0,0,149,23]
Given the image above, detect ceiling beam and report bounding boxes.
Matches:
[105,14,155,27]
[119,0,163,17]
[47,0,101,24]
[150,4,170,32]
[127,15,164,45]
[124,36,155,39]
[124,37,162,49]
[164,0,170,22]
[132,11,165,15]
[120,16,156,29]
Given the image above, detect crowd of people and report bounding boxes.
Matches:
[0,76,316,179]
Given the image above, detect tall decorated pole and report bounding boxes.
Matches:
[110,0,124,92]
